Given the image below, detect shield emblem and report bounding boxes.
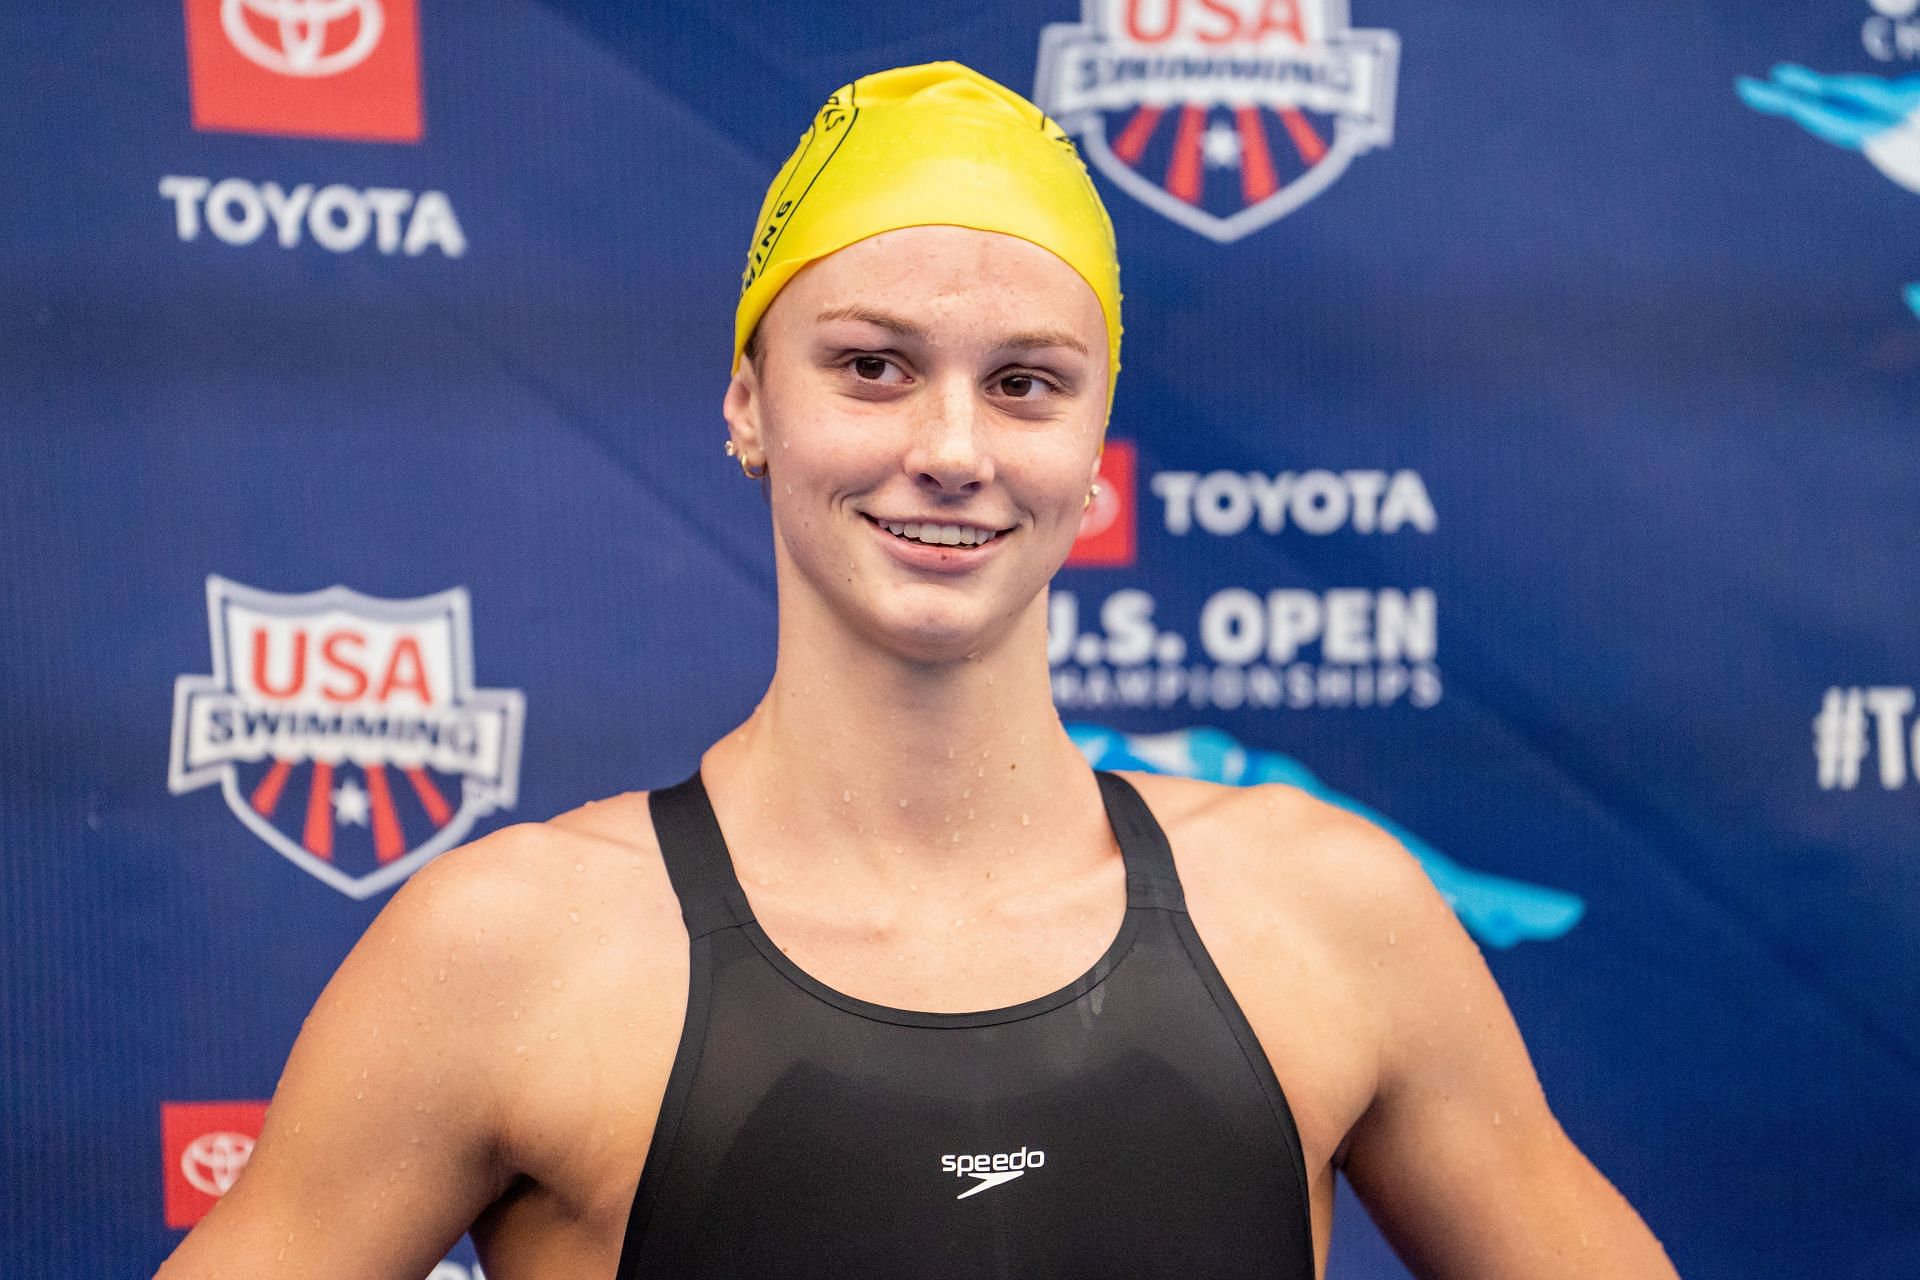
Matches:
[1036,0,1400,242]
[169,576,525,899]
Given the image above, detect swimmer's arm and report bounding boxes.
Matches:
[154,829,551,1280]
[1333,827,1681,1280]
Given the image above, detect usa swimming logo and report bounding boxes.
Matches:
[1035,0,1400,242]
[169,576,525,899]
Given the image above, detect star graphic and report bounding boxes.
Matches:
[1201,120,1243,169]
[333,776,371,827]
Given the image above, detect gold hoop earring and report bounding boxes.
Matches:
[724,439,768,480]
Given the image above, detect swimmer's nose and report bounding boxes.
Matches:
[906,375,994,495]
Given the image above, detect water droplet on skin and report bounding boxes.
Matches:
[511,1005,522,1020]
[548,1030,559,1040]
[947,746,955,760]
[552,978,564,990]
[842,789,851,802]
[437,968,447,982]
[362,1068,369,1079]
[568,910,581,924]
[597,934,609,945]
[976,766,984,778]
[515,1044,527,1055]
[1387,931,1397,946]
[277,1248,286,1262]
[293,1122,302,1135]
[1493,1111,1502,1126]
[898,798,909,808]
[355,1090,364,1100]
[573,861,585,873]
[951,830,961,842]
[1021,813,1031,826]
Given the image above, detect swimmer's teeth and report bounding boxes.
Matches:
[881,520,997,547]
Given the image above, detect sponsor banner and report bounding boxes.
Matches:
[182,0,424,142]
[1056,443,1439,710]
[169,577,525,899]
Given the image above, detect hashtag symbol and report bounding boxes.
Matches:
[1813,687,1868,790]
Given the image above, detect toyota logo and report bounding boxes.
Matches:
[221,0,384,77]
[180,1130,256,1197]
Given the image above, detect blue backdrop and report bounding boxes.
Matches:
[3,2,1916,1276]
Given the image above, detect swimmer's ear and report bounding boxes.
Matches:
[723,354,766,467]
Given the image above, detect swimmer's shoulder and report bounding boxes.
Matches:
[400,787,683,978]
[1111,769,1448,964]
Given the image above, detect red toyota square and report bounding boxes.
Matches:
[161,1100,269,1228]
[1067,439,1137,568]
[182,0,423,142]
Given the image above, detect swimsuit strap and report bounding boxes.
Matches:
[1096,770,1189,915]
[651,769,1186,934]
[648,772,756,940]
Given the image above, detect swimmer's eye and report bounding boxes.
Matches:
[843,354,908,385]
[993,370,1066,401]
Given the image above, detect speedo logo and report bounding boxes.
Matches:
[940,1146,1045,1199]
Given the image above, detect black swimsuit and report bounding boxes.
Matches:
[616,770,1315,1278]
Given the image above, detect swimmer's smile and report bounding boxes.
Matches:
[862,512,1014,571]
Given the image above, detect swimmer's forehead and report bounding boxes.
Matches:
[767,226,1105,359]
[811,304,1093,358]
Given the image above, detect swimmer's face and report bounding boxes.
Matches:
[724,225,1109,661]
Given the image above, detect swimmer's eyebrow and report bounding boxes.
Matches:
[813,305,1090,357]
[994,329,1090,358]
[814,304,923,338]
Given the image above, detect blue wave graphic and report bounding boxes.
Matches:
[1736,64,1920,317]
[1068,723,1585,949]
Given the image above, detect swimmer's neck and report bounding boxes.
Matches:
[700,590,1099,882]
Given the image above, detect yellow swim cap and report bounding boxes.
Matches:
[734,61,1122,416]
